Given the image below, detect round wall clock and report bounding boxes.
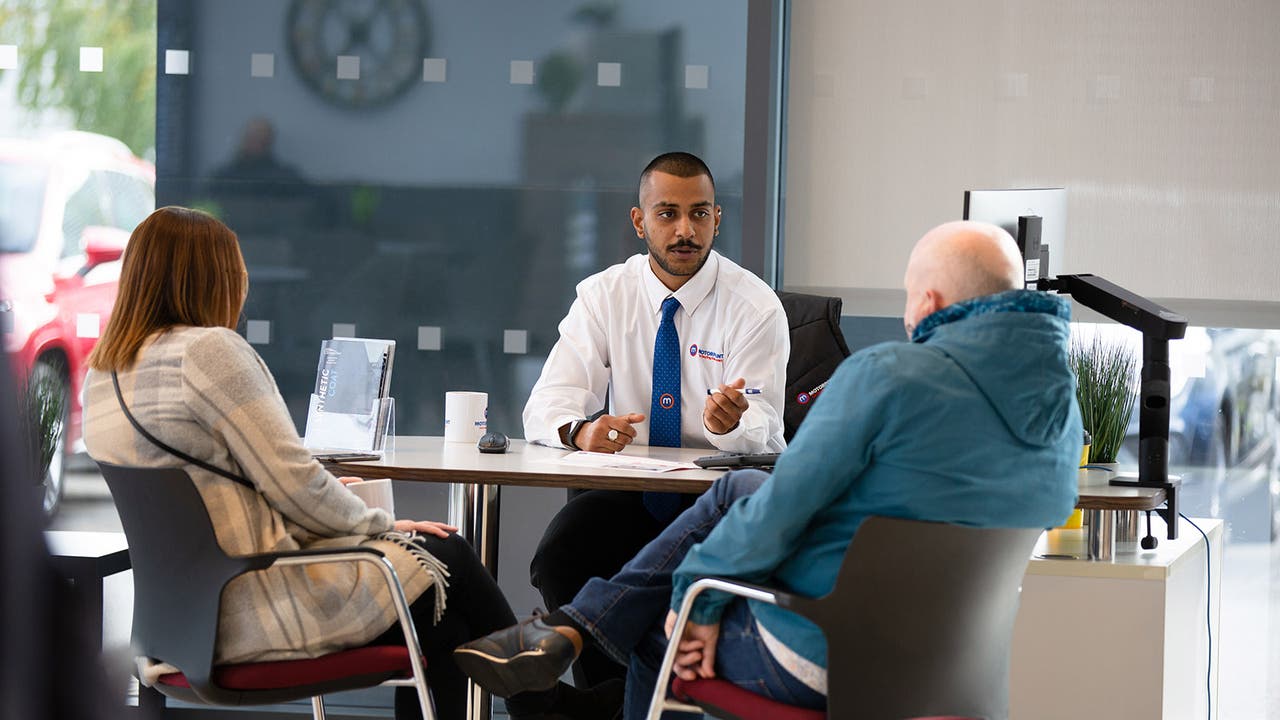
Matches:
[287,0,430,109]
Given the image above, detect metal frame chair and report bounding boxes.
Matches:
[648,516,1044,720]
[97,462,434,719]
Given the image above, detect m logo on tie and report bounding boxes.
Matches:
[658,393,676,410]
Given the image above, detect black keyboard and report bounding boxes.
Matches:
[693,452,781,470]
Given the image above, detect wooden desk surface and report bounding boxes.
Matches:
[1074,468,1168,511]
[325,436,723,493]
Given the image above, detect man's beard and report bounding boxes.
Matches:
[647,236,713,277]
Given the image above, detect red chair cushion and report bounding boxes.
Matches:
[158,645,415,690]
[672,678,976,720]
[673,677,825,720]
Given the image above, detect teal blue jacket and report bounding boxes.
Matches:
[670,290,1081,669]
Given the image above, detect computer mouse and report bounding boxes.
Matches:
[477,431,510,454]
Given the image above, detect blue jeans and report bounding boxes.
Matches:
[563,469,827,719]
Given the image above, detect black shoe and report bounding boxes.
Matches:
[453,615,583,698]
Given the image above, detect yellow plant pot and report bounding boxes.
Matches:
[1056,441,1092,530]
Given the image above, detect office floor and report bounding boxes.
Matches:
[53,467,1280,719]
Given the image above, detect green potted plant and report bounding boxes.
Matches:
[1069,334,1138,466]
[20,364,68,518]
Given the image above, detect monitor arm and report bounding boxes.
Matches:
[1037,274,1189,540]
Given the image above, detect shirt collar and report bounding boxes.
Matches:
[642,250,721,317]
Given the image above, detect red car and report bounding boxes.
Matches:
[0,131,155,516]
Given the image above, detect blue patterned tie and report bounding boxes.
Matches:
[644,296,683,522]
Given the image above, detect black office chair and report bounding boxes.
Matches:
[776,292,851,443]
[648,516,1043,720]
[97,462,435,719]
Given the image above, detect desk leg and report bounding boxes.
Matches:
[1084,509,1114,561]
[449,482,502,720]
[67,569,106,653]
[136,684,165,719]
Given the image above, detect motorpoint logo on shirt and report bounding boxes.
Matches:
[688,343,724,362]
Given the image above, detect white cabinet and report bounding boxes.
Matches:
[1010,519,1222,720]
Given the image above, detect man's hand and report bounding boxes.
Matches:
[664,609,721,681]
[703,378,750,435]
[393,519,459,538]
[574,413,645,453]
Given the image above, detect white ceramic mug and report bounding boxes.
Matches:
[347,478,395,516]
[444,391,488,443]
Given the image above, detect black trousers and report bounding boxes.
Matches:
[370,532,517,720]
[529,489,695,688]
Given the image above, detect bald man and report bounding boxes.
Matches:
[455,221,1082,718]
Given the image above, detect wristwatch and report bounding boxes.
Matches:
[564,419,590,450]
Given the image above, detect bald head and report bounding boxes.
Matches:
[902,220,1024,337]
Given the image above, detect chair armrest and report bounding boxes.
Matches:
[682,576,791,606]
[256,545,387,562]
[222,545,388,573]
[645,576,797,720]
[222,544,431,702]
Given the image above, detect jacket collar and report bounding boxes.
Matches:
[911,289,1071,343]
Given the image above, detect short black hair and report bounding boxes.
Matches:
[638,152,715,198]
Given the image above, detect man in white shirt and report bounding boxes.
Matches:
[524,151,788,689]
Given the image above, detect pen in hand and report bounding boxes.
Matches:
[707,387,763,395]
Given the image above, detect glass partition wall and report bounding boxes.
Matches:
[156,0,783,440]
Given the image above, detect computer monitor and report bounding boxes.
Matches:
[963,188,1067,288]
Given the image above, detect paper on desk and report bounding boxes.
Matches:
[553,451,700,473]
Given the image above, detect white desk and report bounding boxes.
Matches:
[1012,518,1223,720]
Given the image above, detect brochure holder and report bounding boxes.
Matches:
[304,394,396,454]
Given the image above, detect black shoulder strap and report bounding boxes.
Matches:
[111,371,256,490]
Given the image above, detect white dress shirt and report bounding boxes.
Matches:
[524,251,788,453]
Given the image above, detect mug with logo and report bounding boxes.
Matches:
[444,391,488,443]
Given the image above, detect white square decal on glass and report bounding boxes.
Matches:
[165,49,190,75]
[902,74,930,100]
[332,323,357,338]
[684,65,709,90]
[510,60,534,85]
[418,326,442,351]
[246,320,271,345]
[422,58,447,83]
[1187,76,1214,103]
[251,53,275,78]
[1091,74,1121,102]
[503,329,528,355]
[337,55,360,80]
[75,313,100,339]
[597,62,621,87]
[998,72,1029,100]
[79,47,104,73]
[0,45,17,71]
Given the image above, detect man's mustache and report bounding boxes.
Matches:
[667,242,701,252]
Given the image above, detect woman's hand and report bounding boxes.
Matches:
[337,476,365,486]
[392,519,459,538]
